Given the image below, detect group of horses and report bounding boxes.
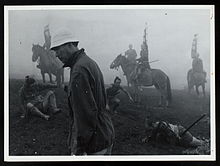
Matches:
[110,54,206,107]
[31,44,206,108]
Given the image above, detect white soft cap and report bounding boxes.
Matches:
[50,28,79,49]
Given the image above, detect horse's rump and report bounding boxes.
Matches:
[151,69,167,88]
[193,72,206,85]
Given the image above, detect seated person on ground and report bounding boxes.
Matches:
[143,118,203,148]
[106,77,133,113]
[19,75,61,121]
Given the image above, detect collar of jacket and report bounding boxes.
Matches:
[63,48,85,68]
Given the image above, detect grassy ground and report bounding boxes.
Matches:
[8,79,210,155]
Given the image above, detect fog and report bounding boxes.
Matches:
[7,7,212,90]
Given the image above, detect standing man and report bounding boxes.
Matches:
[50,28,115,155]
[125,44,137,64]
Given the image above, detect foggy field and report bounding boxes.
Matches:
[9,79,210,155]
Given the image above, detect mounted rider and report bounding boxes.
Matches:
[43,24,51,51]
[190,34,207,83]
[37,25,63,71]
[125,44,137,65]
[36,25,51,69]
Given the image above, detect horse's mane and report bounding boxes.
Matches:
[33,44,44,50]
[120,54,130,65]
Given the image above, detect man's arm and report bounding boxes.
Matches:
[120,86,134,102]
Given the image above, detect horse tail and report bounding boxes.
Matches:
[166,76,172,103]
[187,69,192,86]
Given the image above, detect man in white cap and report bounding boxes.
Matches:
[50,28,115,155]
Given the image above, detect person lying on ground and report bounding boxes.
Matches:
[19,75,61,121]
[142,118,203,148]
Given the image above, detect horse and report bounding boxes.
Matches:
[187,69,206,97]
[32,44,64,87]
[110,54,172,107]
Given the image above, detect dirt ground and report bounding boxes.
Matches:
[9,79,210,155]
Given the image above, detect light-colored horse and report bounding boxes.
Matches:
[187,69,206,97]
[110,54,172,107]
[32,44,64,87]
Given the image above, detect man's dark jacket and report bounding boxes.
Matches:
[66,49,115,154]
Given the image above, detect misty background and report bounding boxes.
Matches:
[8,8,212,90]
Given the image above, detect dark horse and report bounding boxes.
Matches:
[110,54,172,107]
[187,69,206,97]
[32,44,64,87]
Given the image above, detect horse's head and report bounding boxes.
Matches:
[110,54,124,70]
[32,44,43,62]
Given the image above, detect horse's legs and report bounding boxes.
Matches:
[196,85,200,96]
[56,73,61,87]
[49,73,53,83]
[41,71,45,83]
[159,95,163,106]
[154,83,163,107]
[202,84,206,97]
[61,70,64,84]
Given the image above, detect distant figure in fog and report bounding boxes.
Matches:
[191,34,198,59]
[19,75,61,121]
[191,53,207,82]
[125,44,137,65]
[50,28,115,155]
[106,77,134,113]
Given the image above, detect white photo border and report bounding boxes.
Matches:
[4,5,215,161]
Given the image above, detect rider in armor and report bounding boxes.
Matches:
[37,25,52,69]
[191,34,198,59]
[135,25,151,82]
[136,43,151,75]
[192,53,207,82]
[191,34,207,83]
[125,44,137,65]
[43,25,51,51]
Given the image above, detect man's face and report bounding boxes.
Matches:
[115,79,121,87]
[53,44,71,64]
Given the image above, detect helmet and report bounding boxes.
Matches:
[50,28,79,50]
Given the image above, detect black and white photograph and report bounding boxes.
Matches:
[4,5,215,161]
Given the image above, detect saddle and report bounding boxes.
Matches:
[139,68,153,86]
